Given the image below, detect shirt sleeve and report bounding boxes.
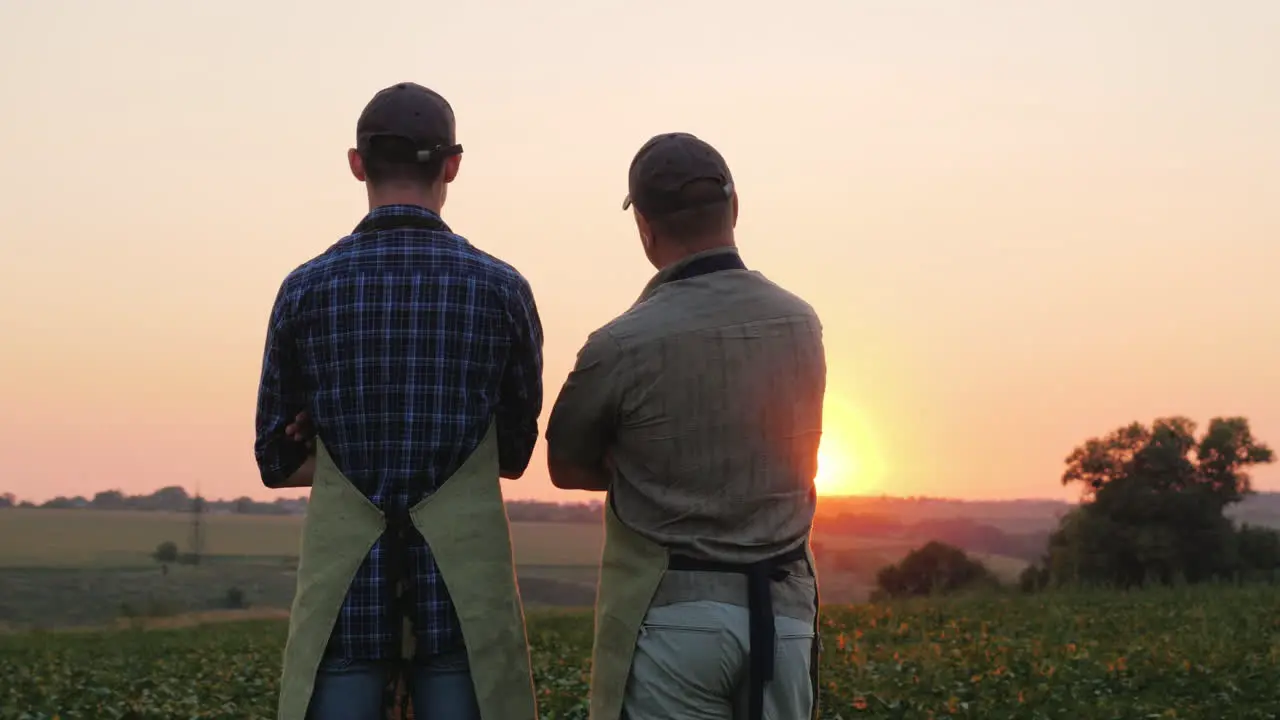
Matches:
[545,328,623,484]
[495,273,545,478]
[254,278,309,487]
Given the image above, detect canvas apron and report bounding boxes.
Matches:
[275,425,537,719]
[276,210,537,719]
[588,250,823,720]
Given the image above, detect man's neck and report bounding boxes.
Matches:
[657,236,736,271]
[366,186,443,215]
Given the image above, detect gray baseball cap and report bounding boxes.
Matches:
[622,132,734,215]
[356,82,462,163]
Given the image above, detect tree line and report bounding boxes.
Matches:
[874,416,1279,598]
[0,486,604,523]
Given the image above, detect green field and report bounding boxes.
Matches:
[2,586,1277,719]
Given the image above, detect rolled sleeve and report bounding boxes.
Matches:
[254,279,308,488]
[545,329,623,489]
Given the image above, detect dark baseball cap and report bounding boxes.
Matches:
[356,82,462,163]
[622,132,734,215]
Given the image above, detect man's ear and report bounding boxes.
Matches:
[348,148,367,182]
[730,190,739,228]
[443,154,462,184]
[634,209,654,250]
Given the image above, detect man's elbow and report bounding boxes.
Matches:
[256,440,302,489]
[258,457,293,489]
[547,454,608,491]
[547,461,572,489]
[497,415,539,479]
[497,441,535,480]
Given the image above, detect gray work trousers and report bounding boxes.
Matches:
[621,600,816,720]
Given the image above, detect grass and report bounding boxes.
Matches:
[2,585,1277,719]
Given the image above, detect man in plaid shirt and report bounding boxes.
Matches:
[255,82,543,720]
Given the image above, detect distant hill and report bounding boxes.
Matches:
[816,492,1280,532]
[1228,491,1280,528]
[808,492,1280,576]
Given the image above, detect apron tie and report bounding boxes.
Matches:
[666,544,810,720]
[383,511,418,719]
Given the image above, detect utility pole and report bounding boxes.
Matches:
[189,482,205,565]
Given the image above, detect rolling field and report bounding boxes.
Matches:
[0,509,605,629]
[2,586,1278,719]
[0,509,603,568]
[0,508,1037,629]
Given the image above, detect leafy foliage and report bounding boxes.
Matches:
[4,588,1280,718]
[874,541,997,599]
[1062,416,1273,505]
[152,541,179,564]
[1040,416,1277,588]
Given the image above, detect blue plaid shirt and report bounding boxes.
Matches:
[254,204,543,660]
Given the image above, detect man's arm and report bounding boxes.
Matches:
[254,279,312,488]
[496,275,544,479]
[272,456,316,488]
[545,329,622,492]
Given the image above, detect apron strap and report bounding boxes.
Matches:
[666,543,809,720]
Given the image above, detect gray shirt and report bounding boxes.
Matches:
[546,247,825,619]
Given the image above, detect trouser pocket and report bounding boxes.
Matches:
[762,617,817,720]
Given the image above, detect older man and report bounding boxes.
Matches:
[545,132,826,720]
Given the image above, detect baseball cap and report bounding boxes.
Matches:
[355,82,462,163]
[621,132,734,215]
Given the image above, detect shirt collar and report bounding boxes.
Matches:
[354,204,450,234]
[635,247,745,305]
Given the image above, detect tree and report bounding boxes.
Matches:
[0,493,15,509]
[91,490,127,510]
[153,541,179,564]
[1047,416,1274,588]
[1235,524,1280,582]
[1018,562,1050,593]
[874,541,998,599]
[1063,417,1272,506]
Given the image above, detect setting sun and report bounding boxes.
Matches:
[812,392,887,496]
[814,441,856,495]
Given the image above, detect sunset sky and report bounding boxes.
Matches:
[1,0,1277,504]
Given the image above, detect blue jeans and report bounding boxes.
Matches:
[305,648,481,720]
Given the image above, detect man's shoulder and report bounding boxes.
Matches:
[748,271,822,323]
[457,238,534,297]
[276,245,336,301]
[605,270,821,346]
[575,322,625,363]
[281,227,533,298]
